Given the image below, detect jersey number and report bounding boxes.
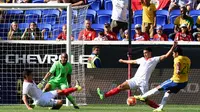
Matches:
[180,63,189,75]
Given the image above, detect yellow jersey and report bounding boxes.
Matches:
[171,56,191,83]
[196,16,200,25]
[142,3,156,23]
[174,16,194,28]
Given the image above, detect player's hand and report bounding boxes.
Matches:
[37,82,44,89]
[119,59,123,63]
[27,107,33,110]
[173,40,178,48]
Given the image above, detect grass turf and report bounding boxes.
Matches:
[0,104,200,112]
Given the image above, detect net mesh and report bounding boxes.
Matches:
[0,4,89,105]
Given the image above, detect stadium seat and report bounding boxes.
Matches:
[42,15,57,25]
[18,23,29,32]
[3,14,25,23]
[169,10,180,16]
[37,23,51,39]
[133,10,142,24]
[91,24,104,36]
[169,15,179,24]
[42,9,60,17]
[32,0,44,3]
[133,15,142,24]
[189,10,200,23]
[104,0,113,10]
[169,10,180,24]
[37,23,51,31]
[0,28,9,39]
[89,0,101,11]
[163,24,174,35]
[96,10,112,24]
[6,10,23,14]
[156,10,168,26]
[25,14,40,23]
[52,24,63,30]
[51,29,62,40]
[59,15,67,24]
[134,10,143,16]
[87,9,96,23]
[25,10,42,17]
[190,10,200,16]
[0,23,11,29]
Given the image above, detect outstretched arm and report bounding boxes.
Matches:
[22,95,32,110]
[119,59,137,64]
[159,41,177,61]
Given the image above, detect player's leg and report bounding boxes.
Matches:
[97,78,136,100]
[43,80,58,92]
[59,80,81,109]
[49,100,63,110]
[139,85,159,109]
[154,81,187,112]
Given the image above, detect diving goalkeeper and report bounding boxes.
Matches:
[38,53,79,109]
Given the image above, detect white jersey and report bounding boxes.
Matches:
[133,56,160,83]
[23,81,43,102]
[111,0,128,22]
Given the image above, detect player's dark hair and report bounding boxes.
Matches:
[174,46,183,55]
[92,46,100,51]
[61,52,68,58]
[23,69,32,79]
[144,47,152,52]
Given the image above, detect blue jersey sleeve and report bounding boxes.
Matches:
[94,58,101,68]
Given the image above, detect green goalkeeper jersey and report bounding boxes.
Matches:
[49,61,72,83]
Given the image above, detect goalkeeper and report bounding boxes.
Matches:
[38,53,79,109]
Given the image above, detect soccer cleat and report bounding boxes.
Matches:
[75,80,82,92]
[97,88,104,100]
[73,105,80,109]
[134,95,146,102]
[153,108,165,112]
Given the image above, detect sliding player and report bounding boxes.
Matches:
[22,69,82,110]
[135,46,191,112]
[97,41,177,109]
[37,53,79,109]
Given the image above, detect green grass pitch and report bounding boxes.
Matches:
[0,104,200,112]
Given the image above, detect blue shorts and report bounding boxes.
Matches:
[160,79,187,93]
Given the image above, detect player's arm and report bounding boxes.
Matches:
[38,62,56,89]
[159,41,177,61]
[67,64,73,87]
[22,95,32,110]
[119,59,137,64]
[67,75,71,87]
[176,62,181,75]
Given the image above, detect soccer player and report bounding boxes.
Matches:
[22,69,82,110]
[97,41,177,109]
[37,53,79,109]
[134,46,191,112]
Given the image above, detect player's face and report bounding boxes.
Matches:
[61,55,68,64]
[143,50,151,58]
[85,21,91,29]
[26,74,33,81]
[62,25,67,34]
[93,48,100,55]
[173,52,178,58]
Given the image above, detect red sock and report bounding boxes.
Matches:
[146,99,159,109]
[61,88,77,95]
[104,87,121,98]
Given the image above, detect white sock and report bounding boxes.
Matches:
[142,88,160,98]
[158,92,170,109]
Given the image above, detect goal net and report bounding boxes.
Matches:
[0,3,89,105]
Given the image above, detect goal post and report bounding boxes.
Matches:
[0,3,88,106]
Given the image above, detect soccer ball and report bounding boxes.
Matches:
[127,96,137,106]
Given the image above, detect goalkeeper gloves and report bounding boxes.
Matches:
[37,79,46,89]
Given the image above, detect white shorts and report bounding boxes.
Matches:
[126,78,149,94]
[36,90,58,107]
